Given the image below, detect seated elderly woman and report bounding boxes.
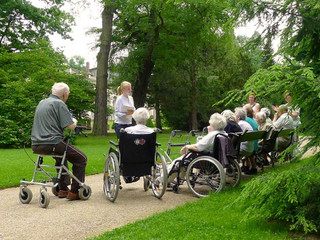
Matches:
[255,111,274,165]
[273,104,294,150]
[261,107,273,125]
[256,111,274,132]
[125,107,154,134]
[122,107,153,183]
[167,113,227,184]
[221,109,242,133]
[234,107,256,174]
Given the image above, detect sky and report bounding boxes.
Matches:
[31,0,103,68]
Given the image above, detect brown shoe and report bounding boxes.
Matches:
[58,190,69,198]
[67,191,80,201]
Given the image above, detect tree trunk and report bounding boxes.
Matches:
[92,2,114,136]
[132,8,158,108]
[189,60,198,130]
[132,48,155,108]
[155,98,162,129]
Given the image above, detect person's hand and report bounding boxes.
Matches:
[72,117,78,125]
[180,145,189,155]
[126,109,134,115]
[272,105,278,112]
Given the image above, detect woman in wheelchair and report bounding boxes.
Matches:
[122,107,154,183]
[167,113,227,186]
[104,107,167,202]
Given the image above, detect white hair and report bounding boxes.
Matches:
[133,107,150,124]
[221,109,236,122]
[234,107,247,120]
[256,111,266,122]
[52,82,70,96]
[261,107,271,118]
[209,113,227,130]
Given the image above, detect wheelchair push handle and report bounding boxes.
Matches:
[171,130,182,137]
[190,130,201,136]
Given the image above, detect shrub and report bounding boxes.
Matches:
[233,155,320,233]
[146,118,154,128]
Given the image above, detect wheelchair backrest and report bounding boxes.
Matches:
[213,133,236,167]
[119,132,156,176]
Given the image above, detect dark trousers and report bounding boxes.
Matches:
[114,123,132,139]
[32,141,87,193]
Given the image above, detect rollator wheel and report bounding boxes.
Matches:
[79,186,92,200]
[51,185,60,196]
[103,152,120,202]
[225,158,241,187]
[39,189,50,208]
[186,156,226,198]
[19,187,33,204]
[150,152,168,199]
[143,176,151,191]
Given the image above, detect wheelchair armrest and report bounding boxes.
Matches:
[156,142,161,147]
[109,140,119,147]
[188,149,212,155]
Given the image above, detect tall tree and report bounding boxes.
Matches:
[93,0,115,136]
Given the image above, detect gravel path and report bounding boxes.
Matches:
[0,174,196,240]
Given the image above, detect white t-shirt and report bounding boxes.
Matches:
[125,124,154,134]
[195,130,226,152]
[114,94,135,124]
[238,120,254,153]
[274,113,294,130]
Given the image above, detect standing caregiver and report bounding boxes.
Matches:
[114,81,136,139]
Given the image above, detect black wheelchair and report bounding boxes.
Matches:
[167,133,241,197]
[19,127,92,208]
[103,131,168,202]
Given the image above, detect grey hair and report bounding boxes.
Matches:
[261,107,271,118]
[221,109,236,122]
[52,82,70,96]
[255,111,266,122]
[133,107,150,124]
[209,113,227,130]
[234,107,247,120]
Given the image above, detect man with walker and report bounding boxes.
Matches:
[31,82,87,200]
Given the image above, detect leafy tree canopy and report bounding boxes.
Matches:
[0,0,74,52]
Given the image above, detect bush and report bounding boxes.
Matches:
[233,155,320,233]
[146,118,154,128]
[0,46,95,148]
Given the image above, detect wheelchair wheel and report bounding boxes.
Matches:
[19,187,33,204]
[39,189,50,208]
[186,156,226,197]
[79,185,92,200]
[103,152,120,202]
[225,158,241,187]
[150,152,168,199]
